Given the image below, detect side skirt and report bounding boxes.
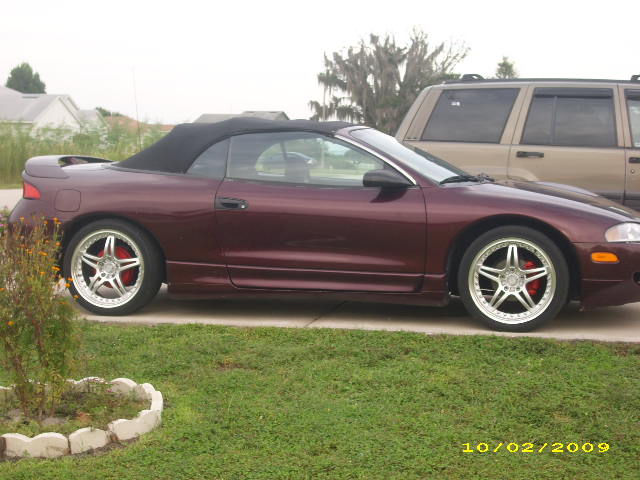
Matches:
[166,261,449,307]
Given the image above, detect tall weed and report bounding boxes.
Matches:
[0,122,166,185]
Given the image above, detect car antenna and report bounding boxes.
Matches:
[132,67,142,152]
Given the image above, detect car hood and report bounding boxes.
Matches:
[499,180,639,219]
[441,179,640,223]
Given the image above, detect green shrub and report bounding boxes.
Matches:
[0,212,80,418]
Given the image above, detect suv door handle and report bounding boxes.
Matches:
[629,157,640,164]
[516,151,545,158]
[215,197,249,210]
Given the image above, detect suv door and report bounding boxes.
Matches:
[215,131,427,292]
[401,86,523,179]
[622,88,640,209]
[508,85,626,203]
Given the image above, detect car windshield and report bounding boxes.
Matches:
[348,128,467,183]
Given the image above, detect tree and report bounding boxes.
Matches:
[309,30,468,134]
[5,63,46,93]
[96,106,123,117]
[495,56,518,79]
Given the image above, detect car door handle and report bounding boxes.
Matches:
[215,197,249,210]
[516,151,545,158]
[629,157,640,164]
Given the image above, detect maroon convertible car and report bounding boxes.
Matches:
[10,118,640,331]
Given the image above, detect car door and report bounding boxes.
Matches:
[215,131,427,292]
[621,87,640,209]
[401,85,524,180]
[508,85,626,203]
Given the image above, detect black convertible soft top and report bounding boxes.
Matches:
[117,117,354,173]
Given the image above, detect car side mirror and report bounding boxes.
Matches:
[363,169,412,189]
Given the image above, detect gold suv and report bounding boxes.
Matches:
[397,75,640,209]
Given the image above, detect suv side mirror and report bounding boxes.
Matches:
[363,169,412,189]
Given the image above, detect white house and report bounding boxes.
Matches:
[0,85,105,131]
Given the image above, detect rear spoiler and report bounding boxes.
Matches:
[24,155,112,179]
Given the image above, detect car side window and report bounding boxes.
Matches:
[186,138,229,178]
[522,88,616,148]
[421,88,519,143]
[227,132,386,187]
[626,90,640,148]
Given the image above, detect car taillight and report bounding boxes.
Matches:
[23,181,41,199]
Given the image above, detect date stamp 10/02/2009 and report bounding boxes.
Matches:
[462,442,610,454]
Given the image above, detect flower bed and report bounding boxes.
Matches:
[0,377,163,459]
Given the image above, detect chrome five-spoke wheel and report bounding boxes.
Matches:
[71,230,144,309]
[469,238,555,324]
[459,227,569,331]
[64,219,163,315]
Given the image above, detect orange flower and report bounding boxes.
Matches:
[52,266,60,271]
[55,242,61,247]
[73,295,79,300]
[7,321,14,326]
[65,283,71,288]
[67,277,73,282]
[0,287,4,291]
[53,217,59,222]
[39,251,48,256]
[40,271,45,275]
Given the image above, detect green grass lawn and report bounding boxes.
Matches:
[1,323,638,479]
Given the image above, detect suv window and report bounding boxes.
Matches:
[227,132,385,187]
[186,138,229,178]
[421,88,519,143]
[626,90,640,148]
[522,88,616,147]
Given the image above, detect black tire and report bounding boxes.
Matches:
[457,226,569,332]
[63,219,163,316]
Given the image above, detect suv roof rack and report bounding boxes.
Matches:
[460,73,484,81]
[445,75,640,85]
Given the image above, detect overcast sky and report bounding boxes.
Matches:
[1,0,638,124]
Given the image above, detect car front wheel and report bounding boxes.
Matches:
[63,219,163,316]
[458,226,569,332]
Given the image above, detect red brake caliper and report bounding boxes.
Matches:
[95,246,136,287]
[523,260,540,296]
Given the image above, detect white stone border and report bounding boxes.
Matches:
[0,377,163,459]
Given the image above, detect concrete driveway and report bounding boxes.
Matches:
[0,189,21,210]
[3,188,640,342]
[81,286,640,343]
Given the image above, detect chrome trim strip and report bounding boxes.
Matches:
[334,134,418,186]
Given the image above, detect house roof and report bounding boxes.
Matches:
[0,93,58,122]
[78,109,106,126]
[0,85,20,96]
[194,110,289,123]
[0,91,82,125]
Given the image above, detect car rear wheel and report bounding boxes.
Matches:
[64,219,163,316]
[458,226,569,332]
